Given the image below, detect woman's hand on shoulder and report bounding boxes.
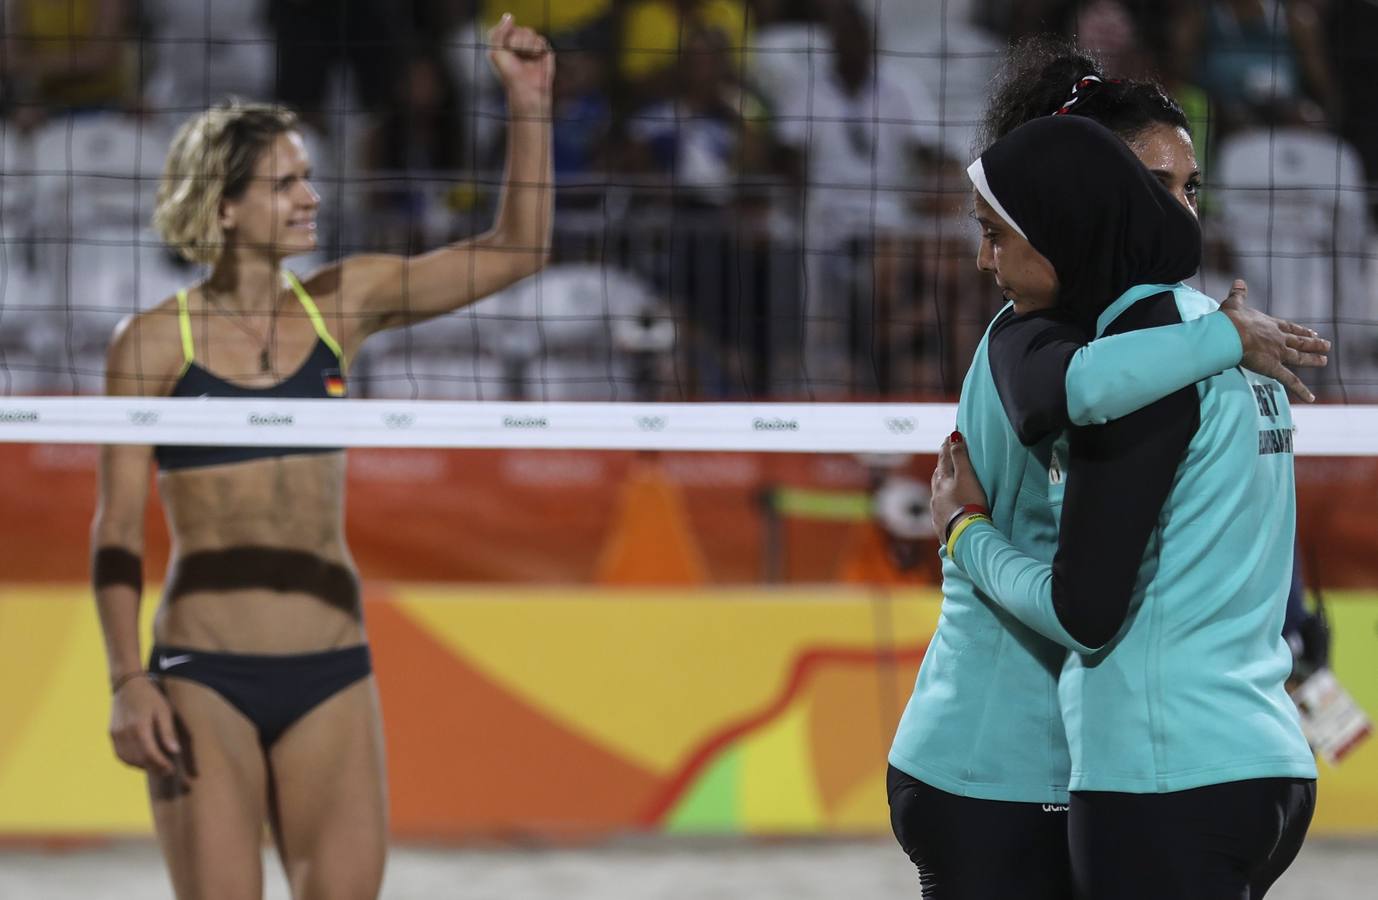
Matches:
[109,675,180,776]
[1219,279,1330,403]
[930,431,989,542]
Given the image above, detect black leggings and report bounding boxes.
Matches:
[887,765,1073,899]
[1069,778,1316,900]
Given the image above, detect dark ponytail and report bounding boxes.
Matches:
[976,35,1189,154]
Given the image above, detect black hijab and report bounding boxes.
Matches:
[968,115,1201,332]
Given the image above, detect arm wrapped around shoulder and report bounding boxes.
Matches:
[988,309,1082,446]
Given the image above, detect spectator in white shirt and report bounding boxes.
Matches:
[770,0,947,395]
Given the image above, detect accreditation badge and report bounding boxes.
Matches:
[1290,668,1373,765]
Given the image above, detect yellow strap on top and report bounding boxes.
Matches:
[175,289,195,375]
[283,270,346,366]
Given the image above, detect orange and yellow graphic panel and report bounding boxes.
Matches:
[1,587,1376,838]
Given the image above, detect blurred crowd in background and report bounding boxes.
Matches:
[1,0,1375,401]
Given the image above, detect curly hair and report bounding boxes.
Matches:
[975,35,1189,155]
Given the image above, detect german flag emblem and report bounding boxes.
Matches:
[322,369,347,398]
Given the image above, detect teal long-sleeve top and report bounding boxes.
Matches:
[950,284,1316,793]
[888,297,1247,804]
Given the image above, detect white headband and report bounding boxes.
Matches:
[967,157,1028,241]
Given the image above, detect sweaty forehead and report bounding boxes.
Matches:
[1131,124,1197,172]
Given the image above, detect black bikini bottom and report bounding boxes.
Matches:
[149,643,372,747]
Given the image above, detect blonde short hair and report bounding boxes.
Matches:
[153,100,299,264]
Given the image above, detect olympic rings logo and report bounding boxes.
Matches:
[382,413,415,429]
[634,416,667,431]
[884,417,916,434]
[127,410,159,426]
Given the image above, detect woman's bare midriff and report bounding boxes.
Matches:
[154,451,365,653]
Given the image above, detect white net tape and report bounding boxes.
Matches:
[0,398,1370,455]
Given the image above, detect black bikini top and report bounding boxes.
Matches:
[154,272,348,472]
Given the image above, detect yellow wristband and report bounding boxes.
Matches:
[947,513,992,555]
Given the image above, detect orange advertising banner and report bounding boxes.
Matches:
[2,443,1376,587]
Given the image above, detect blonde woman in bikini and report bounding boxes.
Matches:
[90,16,552,900]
